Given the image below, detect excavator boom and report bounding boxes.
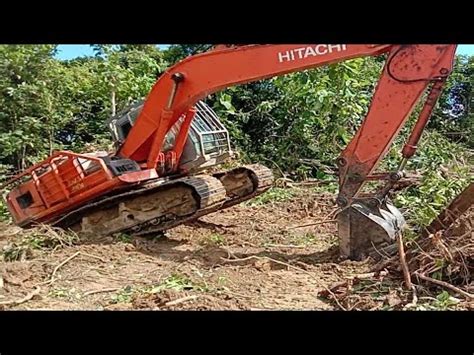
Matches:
[2,44,458,260]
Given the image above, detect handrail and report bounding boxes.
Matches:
[0,151,108,190]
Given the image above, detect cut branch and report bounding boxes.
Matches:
[0,286,41,306]
[165,295,199,307]
[414,272,474,300]
[397,233,412,290]
[288,219,337,230]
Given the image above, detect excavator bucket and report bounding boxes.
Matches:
[338,198,406,260]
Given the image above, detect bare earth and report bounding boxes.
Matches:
[0,187,381,310]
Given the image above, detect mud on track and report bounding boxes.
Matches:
[0,186,377,310]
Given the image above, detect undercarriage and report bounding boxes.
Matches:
[54,164,273,237]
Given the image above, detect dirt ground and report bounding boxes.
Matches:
[1,186,468,310]
[0,186,372,310]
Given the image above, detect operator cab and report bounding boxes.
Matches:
[107,100,233,173]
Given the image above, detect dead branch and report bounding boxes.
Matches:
[321,285,347,311]
[397,233,413,290]
[260,157,286,179]
[414,272,474,300]
[288,219,337,230]
[36,251,107,287]
[221,255,316,279]
[83,287,120,296]
[318,281,348,297]
[221,287,253,299]
[50,252,81,282]
[264,244,307,249]
[164,295,199,307]
[78,252,107,263]
[0,286,41,306]
[348,270,388,280]
[372,255,398,273]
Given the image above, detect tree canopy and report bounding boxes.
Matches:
[0,44,471,182]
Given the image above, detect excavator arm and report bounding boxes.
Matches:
[119,44,456,201]
[117,44,456,259]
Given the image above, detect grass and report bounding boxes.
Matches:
[110,285,135,304]
[0,199,11,223]
[114,233,133,243]
[48,287,82,301]
[244,187,296,206]
[200,233,225,246]
[312,182,338,194]
[407,291,462,311]
[285,232,317,246]
[1,226,79,262]
[109,274,207,305]
[148,274,206,293]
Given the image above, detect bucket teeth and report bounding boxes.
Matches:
[338,198,406,260]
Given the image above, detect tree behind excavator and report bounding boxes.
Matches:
[2,44,458,260]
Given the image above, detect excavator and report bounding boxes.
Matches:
[1,44,459,260]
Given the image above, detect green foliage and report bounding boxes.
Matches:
[109,274,205,305]
[162,44,213,64]
[1,227,78,261]
[48,287,82,301]
[211,57,383,179]
[111,285,135,304]
[393,132,472,228]
[431,291,461,310]
[0,199,10,222]
[201,233,225,246]
[115,233,133,243]
[0,44,167,173]
[148,274,204,293]
[245,187,296,206]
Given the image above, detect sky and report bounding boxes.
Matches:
[54,44,474,60]
[55,45,169,59]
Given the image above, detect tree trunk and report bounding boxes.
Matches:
[111,89,116,117]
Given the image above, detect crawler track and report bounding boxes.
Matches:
[54,164,273,236]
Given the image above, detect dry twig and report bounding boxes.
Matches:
[50,252,81,282]
[83,287,120,296]
[164,295,199,307]
[78,252,107,263]
[36,251,105,287]
[221,255,316,279]
[0,286,41,306]
[318,281,348,297]
[321,285,347,311]
[397,233,412,290]
[288,219,337,230]
[264,244,307,249]
[414,272,474,300]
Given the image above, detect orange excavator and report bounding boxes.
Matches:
[1,44,458,260]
